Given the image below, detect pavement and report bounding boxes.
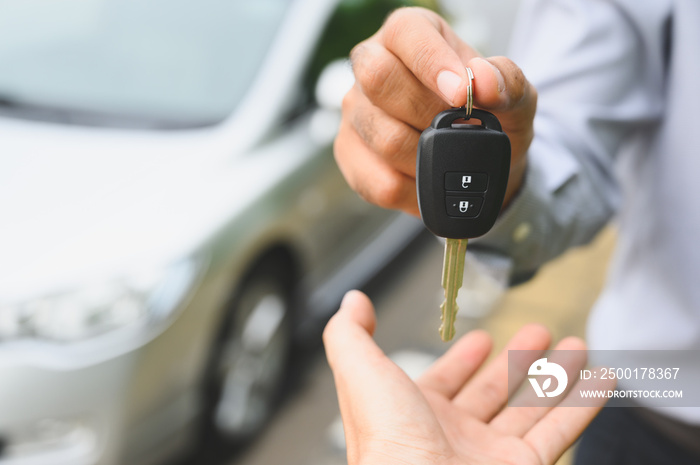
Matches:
[227,226,617,465]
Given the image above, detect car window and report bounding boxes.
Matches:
[0,0,289,128]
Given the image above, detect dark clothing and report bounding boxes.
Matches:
[575,405,700,465]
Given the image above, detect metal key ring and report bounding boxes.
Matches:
[465,67,474,119]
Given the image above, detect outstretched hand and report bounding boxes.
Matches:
[334,7,536,216]
[323,291,611,465]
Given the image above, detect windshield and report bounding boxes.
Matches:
[0,0,288,128]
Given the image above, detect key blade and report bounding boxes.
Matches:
[440,238,468,342]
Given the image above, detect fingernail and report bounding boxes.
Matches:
[437,70,462,106]
[476,57,505,93]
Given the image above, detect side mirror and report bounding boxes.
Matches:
[314,59,354,111]
[309,59,354,145]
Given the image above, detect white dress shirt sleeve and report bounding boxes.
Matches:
[470,0,670,284]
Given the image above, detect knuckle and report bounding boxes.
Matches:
[383,7,431,36]
[348,42,368,70]
[402,36,442,82]
[384,8,442,73]
[407,94,434,127]
[352,45,393,97]
[352,178,373,205]
[351,109,378,149]
[375,124,408,161]
[371,172,406,210]
[409,37,442,76]
[333,128,409,210]
[340,87,356,114]
[336,158,368,202]
[383,7,415,36]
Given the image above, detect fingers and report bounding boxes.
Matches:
[378,7,478,107]
[463,55,536,207]
[524,375,616,464]
[343,85,421,177]
[322,291,389,442]
[469,56,537,158]
[323,290,449,462]
[467,56,530,112]
[350,41,448,131]
[323,290,379,373]
[322,291,394,463]
[334,114,419,215]
[416,329,492,399]
[488,337,587,437]
[337,7,537,214]
[368,8,534,117]
[452,324,552,421]
[323,290,413,401]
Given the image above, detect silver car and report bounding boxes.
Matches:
[0,0,424,463]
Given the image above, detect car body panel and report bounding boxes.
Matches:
[0,0,425,463]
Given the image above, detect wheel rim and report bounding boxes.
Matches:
[212,281,291,437]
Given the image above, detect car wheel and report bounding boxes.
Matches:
[203,258,295,442]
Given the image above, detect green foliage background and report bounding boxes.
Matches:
[305,0,440,90]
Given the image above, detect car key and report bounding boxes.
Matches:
[417,75,511,341]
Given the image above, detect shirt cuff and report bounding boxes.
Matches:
[470,159,553,284]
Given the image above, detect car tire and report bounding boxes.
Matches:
[202,256,296,443]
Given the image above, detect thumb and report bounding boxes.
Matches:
[323,290,405,447]
[323,290,380,372]
[468,56,537,135]
[323,290,441,456]
[468,56,537,115]
[324,290,416,408]
[468,56,537,206]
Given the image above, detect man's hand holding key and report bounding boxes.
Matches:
[334,7,536,216]
[335,7,536,340]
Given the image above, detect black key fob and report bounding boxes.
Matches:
[417,108,511,239]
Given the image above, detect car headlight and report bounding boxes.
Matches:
[0,259,198,343]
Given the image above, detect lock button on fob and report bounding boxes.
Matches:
[445,196,483,218]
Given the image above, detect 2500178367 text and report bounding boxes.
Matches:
[581,368,680,381]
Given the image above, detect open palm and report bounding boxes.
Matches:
[323,291,611,465]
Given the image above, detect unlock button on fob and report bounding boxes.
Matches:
[445,173,488,192]
[446,196,483,218]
